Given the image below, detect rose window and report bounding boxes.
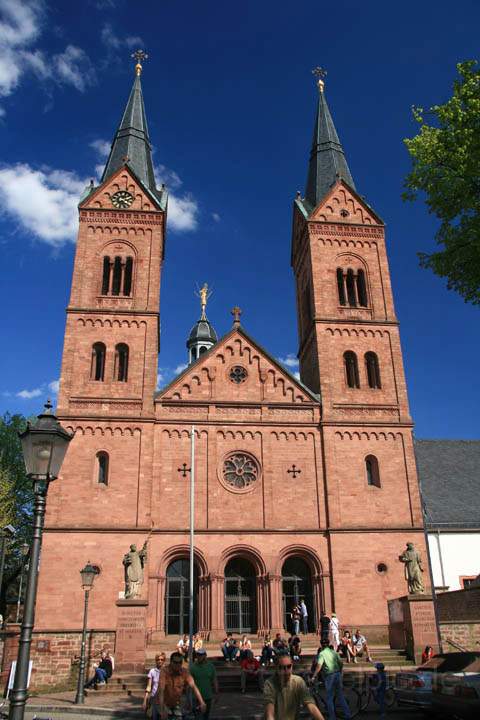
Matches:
[223,452,259,490]
[229,366,248,384]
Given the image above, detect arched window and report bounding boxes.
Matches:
[346,269,357,306]
[111,256,122,295]
[336,268,346,306]
[96,451,109,485]
[115,343,129,382]
[91,342,106,381]
[123,257,133,296]
[366,455,380,487]
[101,256,111,295]
[344,351,360,388]
[199,346,207,355]
[365,352,381,389]
[357,269,368,307]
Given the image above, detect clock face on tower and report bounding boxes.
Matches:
[111,190,134,209]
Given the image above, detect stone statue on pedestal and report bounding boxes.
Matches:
[123,542,147,599]
[399,542,425,594]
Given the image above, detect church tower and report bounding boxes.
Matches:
[57,54,166,420]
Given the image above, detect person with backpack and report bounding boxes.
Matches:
[311,639,351,720]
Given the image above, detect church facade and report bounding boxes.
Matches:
[33,60,427,672]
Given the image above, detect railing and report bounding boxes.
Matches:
[445,637,468,652]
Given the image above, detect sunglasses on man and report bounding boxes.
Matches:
[278,663,292,670]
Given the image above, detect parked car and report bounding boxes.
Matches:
[395,652,480,711]
[432,669,480,719]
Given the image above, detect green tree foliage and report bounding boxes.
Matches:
[403,61,480,304]
[0,413,34,618]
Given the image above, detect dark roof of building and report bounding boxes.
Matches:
[415,440,480,529]
[304,87,355,211]
[187,318,218,348]
[101,73,158,196]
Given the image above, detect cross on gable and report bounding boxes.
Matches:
[231,306,242,326]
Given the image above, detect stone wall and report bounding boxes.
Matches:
[1,628,115,691]
[438,586,480,652]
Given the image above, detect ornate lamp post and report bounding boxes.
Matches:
[0,525,16,626]
[74,562,99,705]
[15,544,30,624]
[9,401,73,720]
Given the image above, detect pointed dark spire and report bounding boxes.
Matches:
[101,58,156,193]
[304,69,355,209]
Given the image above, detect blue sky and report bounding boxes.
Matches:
[0,0,478,439]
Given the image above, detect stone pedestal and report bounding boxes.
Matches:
[115,599,148,672]
[388,594,439,664]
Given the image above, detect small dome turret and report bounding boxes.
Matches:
[186,283,217,363]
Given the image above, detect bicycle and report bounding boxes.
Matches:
[310,677,362,719]
[357,682,396,713]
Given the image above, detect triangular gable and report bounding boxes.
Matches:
[308,179,383,226]
[79,164,166,213]
[156,327,319,405]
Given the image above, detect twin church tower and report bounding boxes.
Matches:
[33,56,426,681]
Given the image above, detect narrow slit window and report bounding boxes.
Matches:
[101,256,111,295]
[111,256,122,296]
[337,268,346,306]
[123,257,133,296]
[344,351,360,388]
[366,455,380,487]
[346,269,357,306]
[97,451,109,485]
[91,342,106,381]
[115,343,129,382]
[365,352,381,389]
[357,269,368,307]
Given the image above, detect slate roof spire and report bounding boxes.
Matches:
[101,50,157,193]
[304,68,355,210]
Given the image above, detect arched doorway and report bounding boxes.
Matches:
[165,559,199,635]
[224,558,256,633]
[282,557,314,632]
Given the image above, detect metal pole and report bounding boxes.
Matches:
[188,425,195,666]
[9,481,48,720]
[74,589,90,704]
[0,533,7,609]
[15,562,27,625]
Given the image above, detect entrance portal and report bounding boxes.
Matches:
[224,558,256,633]
[282,557,314,632]
[165,559,199,635]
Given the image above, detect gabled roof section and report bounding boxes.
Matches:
[301,179,384,226]
[304,84,355,212]
[78,164,167,212]
[156,326,320,405]
[415,440,480,529]
[101,73,158,198]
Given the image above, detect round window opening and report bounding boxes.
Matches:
[229,366,248,384]
[223,452,259,491]
[376,562,388,574]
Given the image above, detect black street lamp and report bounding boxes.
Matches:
[8,401,73,720]
[15,544,30,624]
[74,562,99,705]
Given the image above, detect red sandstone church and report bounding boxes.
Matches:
[34,60,428,666]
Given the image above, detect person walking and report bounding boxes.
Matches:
[311,639,351,720]
[370,662,387,719]
[329,613,340,651]
[263,652,325,720]
[320,611,331,645]
[190,649,218,719]
[299,598,309,634]
[291,603,301,636]
[143,652,166,719]
[157,651,206,719]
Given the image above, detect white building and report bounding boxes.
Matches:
[415,440,480,592]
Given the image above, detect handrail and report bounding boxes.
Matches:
[445,638,468,652]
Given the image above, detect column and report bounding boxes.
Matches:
[268,574,283,633]
[210,574,224,640]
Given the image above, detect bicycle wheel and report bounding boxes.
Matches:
[357,688,370,712]
[336,687,361,719]
[385,687,396,708]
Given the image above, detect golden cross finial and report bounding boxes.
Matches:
[131,49,148,76]
[231,306,242,327]
[195,283,212,320]
[312,66,327,93]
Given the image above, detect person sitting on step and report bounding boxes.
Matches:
[352,628,373,663]
[240,650,264,693]
[84,650,113,689]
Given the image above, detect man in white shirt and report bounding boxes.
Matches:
[299,599,308,634]
[353,629,373,662]
[143,652,166,719]
[329,613,340,651]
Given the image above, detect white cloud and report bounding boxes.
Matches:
[278,353,299,368]
[156,370,165,389]
[293,370,300,380]
[17,387,42,399]
[48,379,59,394]
[101,23,144,52]
[154,163,182,191]
[0,1,95,114]
[90,138,110,159]
[168,194,198,232]
[174,363,188,375]
[0,163,87,246]
[212,212,220,223]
